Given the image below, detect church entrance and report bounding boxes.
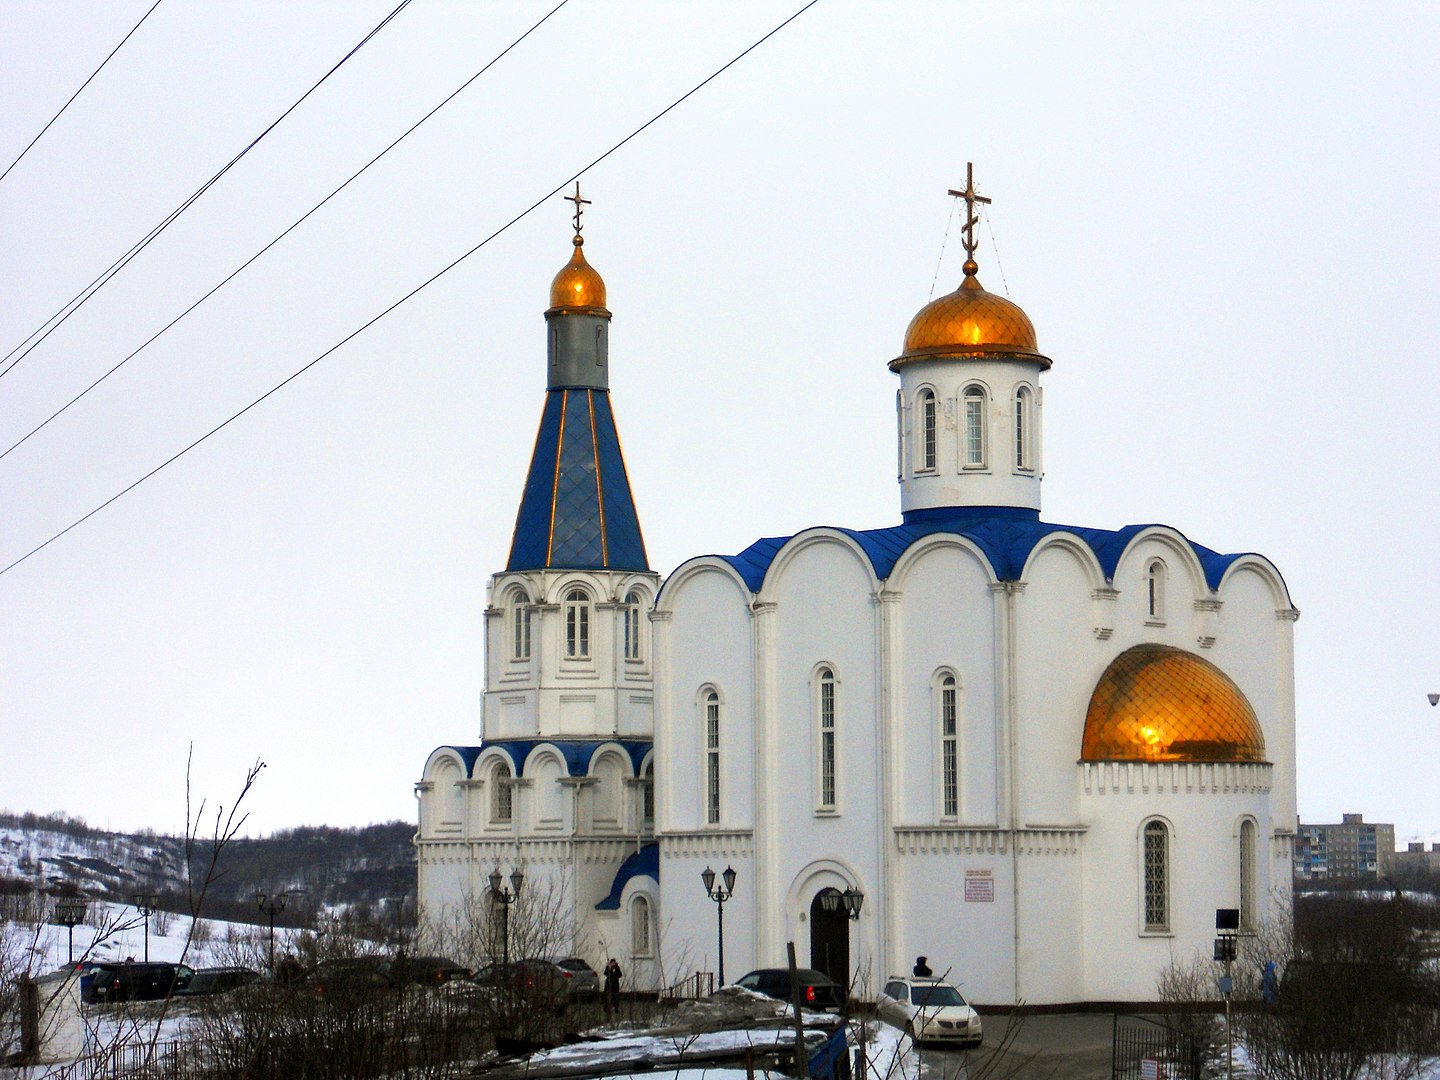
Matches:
[809,888,849,990]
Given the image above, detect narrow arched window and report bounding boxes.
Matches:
[492,763,513,823]
[1146,560,1167,621]
[631,896,651,954]
[1143,820,1170,931]
[940,675,959,818]
[963,386,986,467]
[817,668,836,810]
[564,588,591,659]
[918,390,938,473]
[511,591,532,661]
[624,590,643,661]
[704,691,721,825]
[641,761,654,828]
[1014,386,1034,470]
[1240,819,1257,931]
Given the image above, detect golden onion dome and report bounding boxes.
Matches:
[548,236,609,315]
[1081,644,1267,763]
[891,259,1049,371]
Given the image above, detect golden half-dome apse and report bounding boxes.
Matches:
[1080,644,1268,763]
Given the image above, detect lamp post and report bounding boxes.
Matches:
[818,886,865,991]
[488,868,524,968]
[131,893,160,963]
[701,866,737,987]
[256,891,289,970]
[1214,908,1240,1080]
[52,899,88,964]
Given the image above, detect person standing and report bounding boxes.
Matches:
[604,958,623,1017]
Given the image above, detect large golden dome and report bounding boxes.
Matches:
[891,261,1049,371]
[548,236,608,315]
[1081,644,1267,763]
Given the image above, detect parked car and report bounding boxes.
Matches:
[378,954,469,988]
[175,966,262,997]
[81,962,195,1004]
[733,968,845,1012]
[536,957,600,995]
[877,976,983,1048]
[310,956,387,997]
[469,959,573,1010]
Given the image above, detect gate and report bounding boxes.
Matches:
[1112,1014,1205,1080]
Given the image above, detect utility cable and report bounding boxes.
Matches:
[1,0,569,463]
[0,0,413,381]
[0,0,164,185]
[0,0,821,577]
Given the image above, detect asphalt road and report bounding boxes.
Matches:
[913,1012,1118,1080]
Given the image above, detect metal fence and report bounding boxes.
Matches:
[1112,1014,1206,1080]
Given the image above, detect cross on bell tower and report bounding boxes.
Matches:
[948,162,991,277]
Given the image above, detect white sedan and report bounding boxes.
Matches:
[877,976,983,1048]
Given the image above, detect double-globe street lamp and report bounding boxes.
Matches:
[818,886,865,922]
[488,868,524,968]
[701,866,738,987]
[132,893,160,963]
[52,899,89,964]
[256,891,289,970]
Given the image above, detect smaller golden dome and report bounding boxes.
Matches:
[891,262,1049,371]
[1081,644,1267,764]
[548,236,608,315]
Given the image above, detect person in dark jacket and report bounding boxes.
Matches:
[604,958,623,1016]
[913,956,932,978]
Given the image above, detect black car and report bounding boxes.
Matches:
[175,966,262,997]
[311,956,387,997]
[378,955,469,987]
[734,968,845,1011]
[81,962,195,1004]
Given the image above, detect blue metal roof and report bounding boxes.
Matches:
[508,389,649,571]
[428,745,483,772]
[595,842,659,910]
[480,738,652,779]
[719,505,1255,593]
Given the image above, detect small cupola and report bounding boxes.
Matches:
[545,183,612,390]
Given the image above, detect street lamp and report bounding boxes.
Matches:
[1428,693,1438,707]
[132,893,160,963]
[256,891,289,970]
[818,886,865,921]
[488,868,524,967]
[701,865,737,987]
[52,899,88,964]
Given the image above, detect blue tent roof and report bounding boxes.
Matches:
[595,842,659,910]
[719,505,1255,593]
[508,389,649,571]
[478,738,652,779]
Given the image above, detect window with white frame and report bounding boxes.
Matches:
[704,691,721,825]
[963,386,986,467]
[624,590,643,661]
[1240,818,1257,931]
[492,762,513,823]
[631,895,651,954]
[1146,560,1167,621]
[564,588,591,659]
[1143,820,1170,931]
[817,667,836,810]
[940,674,959,818]
[1014,386,1034,470]
[918,389,938,473]
[511,591,532,661]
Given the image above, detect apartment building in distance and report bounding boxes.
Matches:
[1294,813,1395,882]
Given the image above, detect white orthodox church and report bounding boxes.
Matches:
[415,176,1298,1006]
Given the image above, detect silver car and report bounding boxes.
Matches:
[877,976,983,1048]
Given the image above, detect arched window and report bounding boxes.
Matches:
[511,590,532,661]
[492,763,513,823]
[564,588,591,659]
[963,385,986,467]
[624,590,643,661]
[1014,386,1035,470]
[940,674,959,818]
[917,389,938,473]
[1143,820,1170,932]
[704,691,721,825]
[817,667,836,810]
[631,896,651,954]
[1146,560,1167,621]
[641,760,654,829]
[1240,819,1257,931]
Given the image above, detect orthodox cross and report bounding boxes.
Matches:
[948,162,991,267]
[566,181,591,237]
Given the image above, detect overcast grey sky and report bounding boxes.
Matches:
[3,2,1437,843]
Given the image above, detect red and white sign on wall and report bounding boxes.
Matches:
[963,869,994,903]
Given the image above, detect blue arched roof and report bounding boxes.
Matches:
[428,745,483,773]
[478,738,652,779]
[719,505,1253,593]
[595,842,659,910]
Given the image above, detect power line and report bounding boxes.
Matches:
[0,0,164,186]
[1,0,570,464]
[0,0,414,381]
[1,0,822,578]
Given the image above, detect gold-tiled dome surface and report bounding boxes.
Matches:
[1081,644,1266,763]
[549,238,607,313]
[900,276,1041,359]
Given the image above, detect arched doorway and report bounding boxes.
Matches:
[809,888,849,989]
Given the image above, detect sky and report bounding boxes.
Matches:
[2,2,1437,843]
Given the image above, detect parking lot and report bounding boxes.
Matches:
[914,1012,1118,1079]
